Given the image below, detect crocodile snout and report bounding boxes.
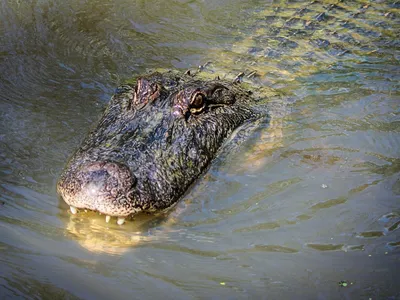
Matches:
[57,161,136,224]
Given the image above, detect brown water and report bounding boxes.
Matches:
[0,0,399,299]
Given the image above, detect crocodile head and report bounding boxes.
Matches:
[57,71,267,224]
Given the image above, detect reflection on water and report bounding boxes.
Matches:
[0,0,399,298]
[65,212,156,255]
[63,205,185,255]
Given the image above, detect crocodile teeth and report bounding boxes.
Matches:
[105,215,111,223]
[70,206,77,214]
[117,217,125,225]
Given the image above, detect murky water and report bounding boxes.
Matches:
[1,0,399,299]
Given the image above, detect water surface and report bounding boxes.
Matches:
[0,0,399,299]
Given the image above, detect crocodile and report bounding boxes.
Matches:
[57,0,398,225]
[57,71,271,225]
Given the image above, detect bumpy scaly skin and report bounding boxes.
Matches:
[209,1,399,82]
[57,71,266,217]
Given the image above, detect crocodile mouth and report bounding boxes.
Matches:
[57,161,138,225]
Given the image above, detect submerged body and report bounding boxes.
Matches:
[57,71,268,223]
[58,0,397,224]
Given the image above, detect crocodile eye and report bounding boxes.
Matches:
[133,79,161,108]
[189,92,206,114]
